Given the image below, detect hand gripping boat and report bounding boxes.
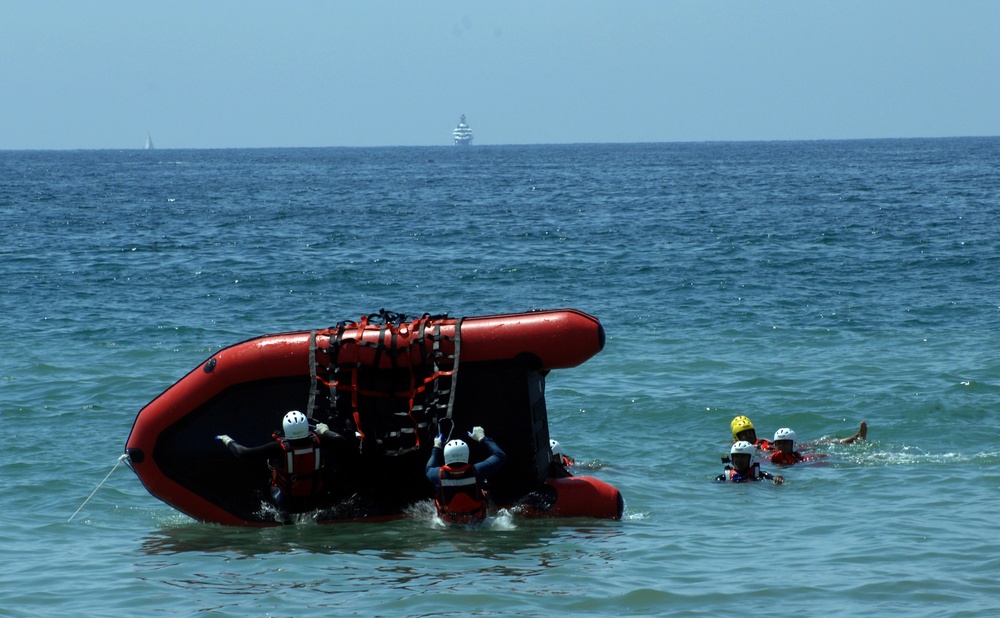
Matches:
[125,309,624,525]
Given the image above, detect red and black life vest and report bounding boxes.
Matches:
[436,463,487,523]
[270,433,323,498]
[769,450,805,465]
[732,439,773,452]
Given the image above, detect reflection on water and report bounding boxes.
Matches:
[139,505,625,562]
[135,510,630,606]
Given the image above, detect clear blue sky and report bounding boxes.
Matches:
[3,1,999,149]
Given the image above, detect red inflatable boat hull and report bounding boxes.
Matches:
[125,309,617,526]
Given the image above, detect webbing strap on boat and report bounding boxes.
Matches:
[444,317,463,422]
[323,319,365,442]
[374,313,417,455]
[320,311,465,457]
[327,322,347,420]
[307,330,318,419]
[372,319,386,370]
[400,319,420,449]
[350,316,368,440]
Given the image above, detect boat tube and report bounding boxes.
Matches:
[125,309,621,525]
[514,476,625,520]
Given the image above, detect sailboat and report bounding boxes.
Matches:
[144,133,155,150]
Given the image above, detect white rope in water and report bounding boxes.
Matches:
[67,453,129,523]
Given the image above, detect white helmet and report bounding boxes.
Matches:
[444,439,470,465]
[549,439,563,458]
[730,440,757,468]
[773,427,796,447]
[282,410,310,440]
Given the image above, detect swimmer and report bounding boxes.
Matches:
[548,439,574,479]
[717,441,784,484]
[731,416,868,452]
[730,415,772,452]
[767,428,822,465]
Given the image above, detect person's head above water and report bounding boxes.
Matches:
[773,427,797,453]
[730,415,757,443]
[443,439,470,465]
[549,439,563,458]
[729,440,757,472]
[282,410,309,440]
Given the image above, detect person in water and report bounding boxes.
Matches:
[730,415,772,452]
[717,441,784,484]
[548,439,575,479]
[731,415,868,452]
[767,428,820,465]
[425,426,506,524]
[217,410,352,515]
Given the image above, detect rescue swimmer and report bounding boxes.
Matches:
[767,427,820,465]
[731,415,772,452]
[425,425,506,524]
[717,441,784,484]
[217,410,353,516]
[731,415,868,453]
[548,439,575,479]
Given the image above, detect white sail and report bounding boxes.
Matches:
[144,133,154,150]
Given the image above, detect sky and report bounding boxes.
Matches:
[3,1,999,150]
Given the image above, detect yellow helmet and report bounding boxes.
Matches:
[730,415,755,440]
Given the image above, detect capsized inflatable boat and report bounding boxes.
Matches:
[125,309,623,525]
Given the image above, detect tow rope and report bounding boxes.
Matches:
[68,453,129,523]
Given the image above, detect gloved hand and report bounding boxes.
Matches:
[315,423,330,435]
[468,426,485,442]
[216,434,233,447]
[433,434,444,448]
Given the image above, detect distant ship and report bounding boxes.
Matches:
[144,133,155,150]
[453,115,473,146]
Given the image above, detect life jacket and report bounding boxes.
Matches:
[770,450,805,465]
[436,463,487,523]
[722,462,762,482]
[270,433,323,499]
[560,455,575,467]
[732,439,772,452]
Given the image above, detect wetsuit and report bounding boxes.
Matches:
[225,427,351,513]
[715,464,779,483]
[425,437,506,522]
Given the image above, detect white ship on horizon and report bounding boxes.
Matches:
[453,115,473,146]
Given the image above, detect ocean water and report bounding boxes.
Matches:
[2,139,1000,617]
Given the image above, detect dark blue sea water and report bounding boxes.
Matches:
[3,139,1000,616]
